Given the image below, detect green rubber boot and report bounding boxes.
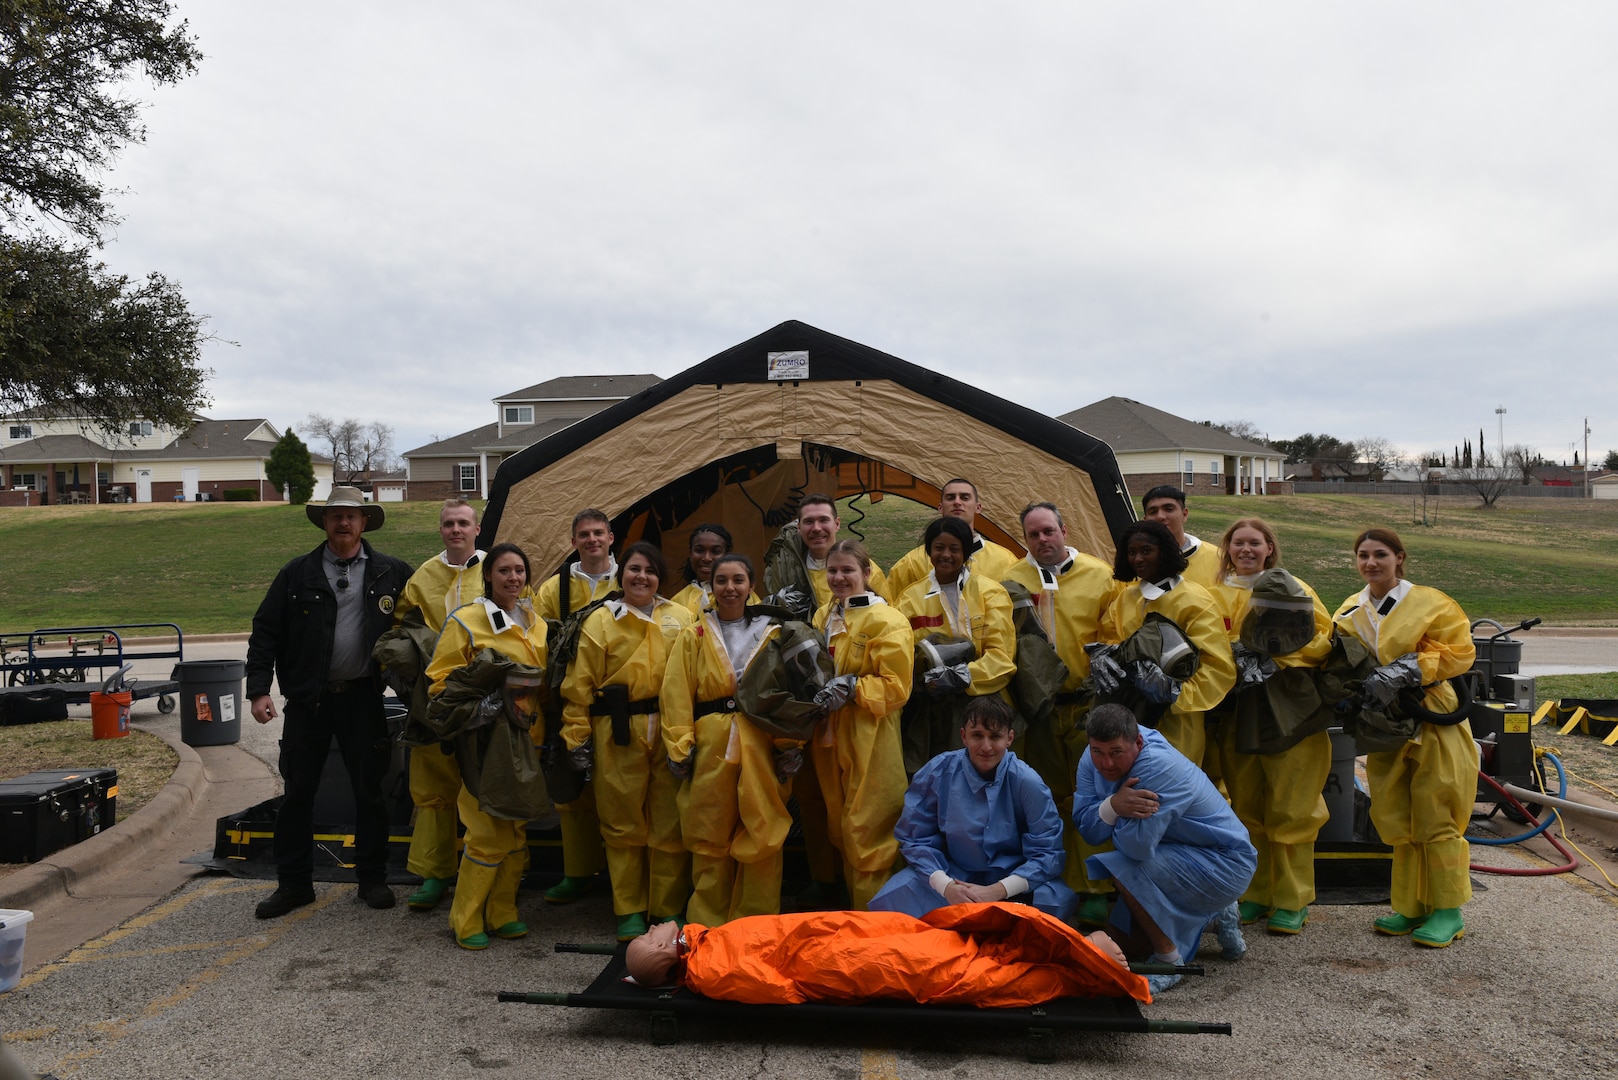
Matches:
[492,921,529,939]
[406,877,451,911]
[545,876,592,904]
[1077,894,1111,927]
[457,932,490,951]
[616,911,649,941]
[1373,911,1428,936]
[1411,908,1464,948]
[1267,907,1308,935]
[1238,900,1272,925]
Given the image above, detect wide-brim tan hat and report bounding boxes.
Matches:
[306,486,385,531]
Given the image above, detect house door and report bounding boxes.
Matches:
[182,467,200,501]
[135,469,153,503]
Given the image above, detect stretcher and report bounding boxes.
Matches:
[500,942,1231,1061]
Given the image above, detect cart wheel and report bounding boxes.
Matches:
[158,694,176,714]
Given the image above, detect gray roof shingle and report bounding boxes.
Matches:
[1058,397,1278,456]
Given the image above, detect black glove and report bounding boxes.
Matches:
[922,662,972,696]
[568,742,594,781]
[813,674,858,713]
[475,690,504,724]
[668,755,693,781]
[1231,642,1278,691]
[773,745,804,782]
[1362,652,1423,709]
[1128,659,1183,706]
[1085,643,1127,695]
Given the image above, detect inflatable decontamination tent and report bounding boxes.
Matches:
[480,321,1134,581]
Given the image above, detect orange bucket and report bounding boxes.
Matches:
[90,690,132,739]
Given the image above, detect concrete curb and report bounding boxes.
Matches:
[0,725,205,911]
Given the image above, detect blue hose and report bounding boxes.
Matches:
[1470,751,1566,845]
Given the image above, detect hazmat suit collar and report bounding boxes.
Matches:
[921,565,971,598]
[572,555,618,584]
[607,595,670,622]
[805,553,827,572]
[439,548,485,570]
[1355,578,1413,616]
[1138,576,1182,601]
[1181,532,1204,556]
[475,596,531,635]
[1222,571,1261,590]
[962,747,1014,792]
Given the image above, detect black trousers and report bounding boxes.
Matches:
[274,680,390,886]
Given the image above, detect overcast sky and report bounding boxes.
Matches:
[97,1,1618,466]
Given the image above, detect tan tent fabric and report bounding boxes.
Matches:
[497,379,1115,580]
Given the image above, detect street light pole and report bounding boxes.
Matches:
[1495,406,1506,459]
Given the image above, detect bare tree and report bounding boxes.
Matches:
[1450,464,1517,507]
[1355,436,1408,482]
[1504,444,1539,485]
[305,413,397,485]
[1217,419,1266,443]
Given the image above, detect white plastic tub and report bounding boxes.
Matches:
[0,908,34,992]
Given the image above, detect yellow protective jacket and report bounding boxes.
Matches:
[896,568,1017,697]
[425,598,549,698]
[561,597,694,751]
[1331,582,1475,713]
[814,595,914,720]
[1181,538,1224,590]
[660,611,794,862]
[396,550,487,633]
[887,535,1021,605]
[1211,573,1333,669]
[1002,549,1117,689]
[535,560,619,623]
[1102,577,1235,715]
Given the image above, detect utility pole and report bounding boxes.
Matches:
[1584,418,1591,499]
[1495,406,1507,459]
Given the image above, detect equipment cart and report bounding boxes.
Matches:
[0,623,185,713]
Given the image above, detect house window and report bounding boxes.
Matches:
[128,420,153,437]
[1183,459,1195,488]
[1209,460,1220,482]
[98,470,111,486]
[8,424,31,440]
[458,463,477,492]
[503,405,534,425]
[14,472,36,490]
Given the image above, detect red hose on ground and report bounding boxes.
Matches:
[1471,771,1580,876]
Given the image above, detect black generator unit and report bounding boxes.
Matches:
[0,768,118,863]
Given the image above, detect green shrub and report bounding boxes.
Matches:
[222,488,257,502]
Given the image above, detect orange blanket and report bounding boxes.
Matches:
[683,902,1150,1007]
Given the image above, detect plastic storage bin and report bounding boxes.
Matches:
[0,908,34,992]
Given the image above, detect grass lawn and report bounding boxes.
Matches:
[0,722,177,822]
[4,491,1617,635]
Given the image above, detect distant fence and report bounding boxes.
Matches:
[1290,481,1591,499]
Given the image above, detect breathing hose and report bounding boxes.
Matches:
[1468,751,1564,846]
[1469,758,1580,876]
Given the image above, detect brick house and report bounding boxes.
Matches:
[1057,397,1289,498]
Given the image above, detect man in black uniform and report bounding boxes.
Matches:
[246,486,413,919]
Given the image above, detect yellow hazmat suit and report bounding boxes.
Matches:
[425,597,547,943]
[396,551,486,883]
[661,612,797,923]
[534,562,618,883]
[811,593,914,909]
[561,597,695,919]
[1212,573,1334,914]
[897,568,1018,697]
[1180,538,1225,590]
[1101,576,1236,768]
[887,535,1021,605]
[1332,582,1476,920]
[1003,548,1119,896]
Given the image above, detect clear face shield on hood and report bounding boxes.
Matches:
[1238,568,1318,657]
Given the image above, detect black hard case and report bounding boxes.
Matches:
[0,768,118,863]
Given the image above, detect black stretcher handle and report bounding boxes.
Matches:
[555,942,619,955]
[499,991,573,1004]
[1128,962,1203,976]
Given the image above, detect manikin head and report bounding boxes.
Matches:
[625,920,683,984]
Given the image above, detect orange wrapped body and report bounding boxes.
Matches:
[682,902,1150,1006]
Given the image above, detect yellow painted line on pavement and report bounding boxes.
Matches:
[861,1047,901,1080]
[30,886,343,1075]
[0,1028,58,1044]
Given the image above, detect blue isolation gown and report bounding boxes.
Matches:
[1074,727,1256,960]
[870,748,1077,921]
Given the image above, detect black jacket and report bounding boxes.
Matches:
[246,538,412,708]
